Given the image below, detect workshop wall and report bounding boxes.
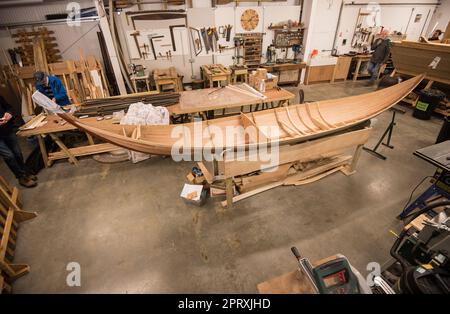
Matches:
[0,0,102,66]
[303,0,439,59]
[117,2,302,83]
[426,0,450,36]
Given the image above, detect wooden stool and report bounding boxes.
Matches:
[230,65,248,84]
[154,67,182,92]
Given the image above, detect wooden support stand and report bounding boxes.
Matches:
[17,115,123,167]
[209,127,371,209]
[201,64,232,88]
[230,65,249,84]
[153,67,183,92]
[0,177,37,294]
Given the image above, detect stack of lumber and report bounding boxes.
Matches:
[13,27,61,66]
[234,155,352,194]
[0,177,37,294]
[75,92,180,116]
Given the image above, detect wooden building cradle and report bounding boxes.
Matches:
[34,75,423,156]
[390,41,450,85]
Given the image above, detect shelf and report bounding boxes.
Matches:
[268,26,304,31]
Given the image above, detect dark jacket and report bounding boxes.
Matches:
[0,96,14,136]
[36,75,70,106]
[370,38,391,64]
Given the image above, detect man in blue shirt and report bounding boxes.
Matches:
[34,71,70,106]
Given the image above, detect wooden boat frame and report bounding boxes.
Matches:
[33,75,424,157]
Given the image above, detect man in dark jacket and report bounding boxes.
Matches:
[0,96,37,187]
[34,71,70,106]
[367,31,391,83]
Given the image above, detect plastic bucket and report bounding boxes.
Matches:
[413,89,446,120]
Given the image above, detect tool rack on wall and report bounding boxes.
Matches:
[236,33,263,69]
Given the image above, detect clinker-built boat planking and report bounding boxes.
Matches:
[33,75,424,156]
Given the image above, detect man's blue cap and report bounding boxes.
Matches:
[34,71,46,84]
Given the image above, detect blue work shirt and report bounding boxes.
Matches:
[36,76,70,106]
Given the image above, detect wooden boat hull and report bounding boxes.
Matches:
[391,41,450,84]
[58,75,424,156]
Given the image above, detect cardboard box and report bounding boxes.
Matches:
[249,69,278,91]
[180,184,208,206]
[250,75,278,91]
[255,68,267,78]
[265,75,278,90]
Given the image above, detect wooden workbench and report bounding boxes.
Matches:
[261,62,306,86]
[201,64,232,88]
[167,87,295,117]
[17,115,121,167]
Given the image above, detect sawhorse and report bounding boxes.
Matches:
[363,106,405,160]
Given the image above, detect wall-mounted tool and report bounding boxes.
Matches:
[169,24,186,51]
[147,34,164,60]
[200,28,210,54]
[266,44,276,64]
[129,31,142,58]
[166,50,172,61]
[206,27,217,52]
[195,39,201,52]
[219,26,226,38]
[218,44,234,53]
[212,27,219,52]
[140,43,149,53]
[189,27,202,56]
[129,12,187,30]
[225,24,233,42]
[233,37,245,66]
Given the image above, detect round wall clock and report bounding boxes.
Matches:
[240,9,259,31]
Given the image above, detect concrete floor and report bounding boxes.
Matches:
[1,80,443,293]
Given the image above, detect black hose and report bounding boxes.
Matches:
[403,200,450,224]
[390,200,450,271]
